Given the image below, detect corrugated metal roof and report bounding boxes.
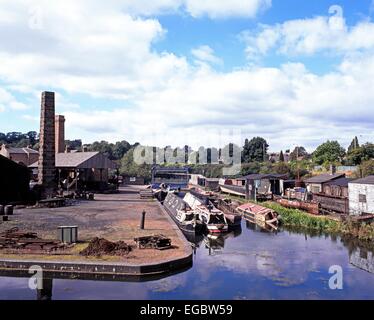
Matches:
[324,177,353,187]
[349,175,374,185]
[305,174,345,184]
[29,152,118,169]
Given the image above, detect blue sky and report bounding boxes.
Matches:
[0,0,373,152]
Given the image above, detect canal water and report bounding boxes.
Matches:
[1,220,374,300]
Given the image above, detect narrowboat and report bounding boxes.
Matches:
[163,192,205,234]
[183,192,228,233]
[236,203,279,230]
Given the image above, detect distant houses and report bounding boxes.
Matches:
[0,144,39,166]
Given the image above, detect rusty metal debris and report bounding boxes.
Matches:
[79,237,132,257]
[134,235,171,250]
[0,227,66,253]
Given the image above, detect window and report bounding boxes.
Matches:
[359,194,367,203]
[130,177,136,182]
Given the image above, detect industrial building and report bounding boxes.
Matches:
[0,154,31,204]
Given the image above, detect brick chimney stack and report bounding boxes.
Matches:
[55,115,65,154]
[38,91,56,198]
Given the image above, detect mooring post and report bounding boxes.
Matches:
[140,210,146,229]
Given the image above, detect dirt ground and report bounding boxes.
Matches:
[0,186,189,264]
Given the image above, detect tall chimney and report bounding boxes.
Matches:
[38,91,56,198]
[55,115,65,154]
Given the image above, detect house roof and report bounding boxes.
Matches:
[324,177,353,187]
[305,174,345,184]
[237,173,288,181]
[349,175,374,185]
[29,152,118,169]
[5,147,38,154]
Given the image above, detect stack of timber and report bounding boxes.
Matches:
[237,203,278,230]
[139,188,154,199]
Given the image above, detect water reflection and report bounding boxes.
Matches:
[203,227,242,256]
[37,278,53,301]
[350,247,374,274]
[1,221,374,300]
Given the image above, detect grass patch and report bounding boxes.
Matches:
[262,201,374,242]
[262,202,339,232]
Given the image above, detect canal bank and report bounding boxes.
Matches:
[222,193,374,244]
[0,186,192,277]
[262,202,374,244]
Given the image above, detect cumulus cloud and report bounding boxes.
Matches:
[0,87,29,111]
[184,0,271,19]
[63,55,374,150]
[191,45,223,66]
[0,2,373,151]
[242,5,374,58]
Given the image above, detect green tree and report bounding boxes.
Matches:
[112,140,131,160]
[87,141,114,159]
[120,147,152,181]
[347,143,374,165]
[290,146,308,161]
[65,139,82,150]
[242,137,269,163]
[348,136,360,154]
[240,162,261,176]
[273,162,291,175]
[313,141,346,165]
[279,150,285,162]
[359,159,374,177]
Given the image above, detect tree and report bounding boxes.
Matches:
[240,162,262,176]
[279,150,285,162]
[290,146,308,161]
[87,141,114,159]
[359,159,374,177]
[112,140,131,160]
[66,139,82,150]
[273,162,291,175]
[313,141,346,165]
[26,131,38,145]
[347,143,374,165]
[348,136,360,154]
[242,137,269,163]
[120,147,152,181]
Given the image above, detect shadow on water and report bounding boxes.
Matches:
[0,263,193,300]
[1,219,374,299]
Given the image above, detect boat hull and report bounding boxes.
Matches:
[163,193,205,235]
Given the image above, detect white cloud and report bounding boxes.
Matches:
[0,2,373,152]
[63,55,374,151]
[0,87,29,111]
[184,0,271,19]
[242,5,374,58]
[191,45,223,66]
